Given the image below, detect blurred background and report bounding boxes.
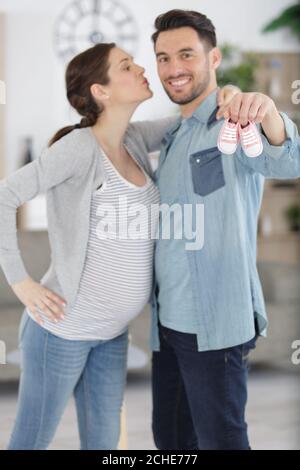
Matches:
[0,0,299,450]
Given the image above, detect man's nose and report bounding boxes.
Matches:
[165,59,185,79]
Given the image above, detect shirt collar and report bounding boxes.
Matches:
[188,88,219,124]
[162,88,220,145]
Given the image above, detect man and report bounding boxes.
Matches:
[150,9,300,450]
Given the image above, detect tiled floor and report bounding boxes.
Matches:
[0,364,299,450]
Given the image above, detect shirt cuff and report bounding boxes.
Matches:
[261,112,296,160]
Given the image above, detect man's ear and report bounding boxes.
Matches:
[90,83,110,103]
[210,47,222,71]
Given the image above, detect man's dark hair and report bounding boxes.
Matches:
[152,9,217,50]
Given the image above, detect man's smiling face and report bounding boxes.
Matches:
[155,27,213,105]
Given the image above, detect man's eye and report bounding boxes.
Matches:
[182,53,192,59]
[158,57,168,63]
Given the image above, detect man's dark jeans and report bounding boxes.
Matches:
[152,321,258,450]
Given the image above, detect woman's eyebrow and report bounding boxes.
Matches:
[119,55,133,64]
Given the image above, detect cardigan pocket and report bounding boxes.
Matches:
[190,147,225,196]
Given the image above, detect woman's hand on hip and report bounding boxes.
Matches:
[11,276,67,325]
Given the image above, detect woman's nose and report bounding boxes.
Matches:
[136,65,145,74]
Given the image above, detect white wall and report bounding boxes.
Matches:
[0,0,299,172]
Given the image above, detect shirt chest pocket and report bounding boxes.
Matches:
[189,147,225,197]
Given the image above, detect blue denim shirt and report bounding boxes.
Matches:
[155,118,200,333]
[150,89,300,352]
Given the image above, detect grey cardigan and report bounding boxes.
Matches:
[0,117,176,312]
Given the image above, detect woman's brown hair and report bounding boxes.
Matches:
[49,42,115,146]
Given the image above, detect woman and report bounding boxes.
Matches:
[0,43,236,450]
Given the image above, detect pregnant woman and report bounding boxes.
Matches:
[0,43,236,450]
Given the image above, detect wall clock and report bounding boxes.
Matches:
[54,0,139,61]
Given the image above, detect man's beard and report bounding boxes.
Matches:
[164,68,211,105]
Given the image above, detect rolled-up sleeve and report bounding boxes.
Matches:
[261,112,298,160]
[236,112,300,179]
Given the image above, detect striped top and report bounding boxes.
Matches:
[27,147,160,340]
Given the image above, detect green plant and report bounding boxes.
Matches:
[262,1,300,41]
[284,203,300,231]
[217,43,258,91]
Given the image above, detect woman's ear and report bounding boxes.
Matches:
[90,83,110,103]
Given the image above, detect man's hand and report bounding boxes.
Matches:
[217,92,286,146]
[217,92,275,126]
[11,276,67,326]
[216,85,240,119]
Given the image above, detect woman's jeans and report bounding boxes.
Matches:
[7,311,129,450]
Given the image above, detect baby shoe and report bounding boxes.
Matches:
[239,121,263,158]
[217,119,239,155]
